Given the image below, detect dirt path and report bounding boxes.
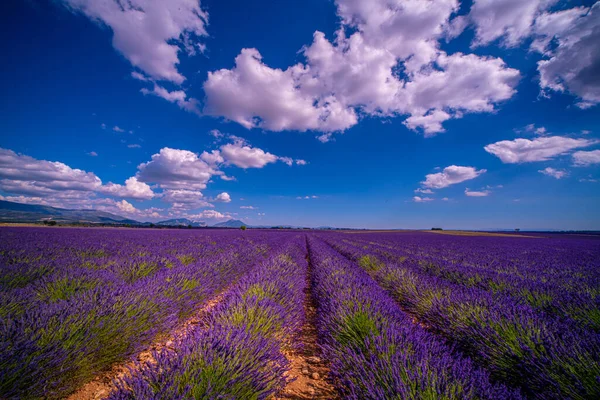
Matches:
[275,240,338,400]
[66,288,231,400]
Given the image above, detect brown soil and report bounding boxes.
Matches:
[274,246,338,400]
[66,288,230,400]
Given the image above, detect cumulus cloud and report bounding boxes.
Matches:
[484,136,595,163]
[538,167,568,179]
[127,144,141,149]
[61,0,208,84]
[467,0,556,47]
[296,195,319,200]
[204,48,358,133]
[219,141,279,169]
[572,150,600,166]
[240,205,257,210]
[100,177,154,200]
[413,196,434,202]
[160,189,213,210]
[0,148,102,196]
[88,151,98,156]
[533,3,600,108]
[422,165,486,189]
[465,188,490,197]
[136,147,217,190]
[200,150,225,166]
[113,126,125,133]
[188,209,226,220]
[203,0,520,138]
[215,192,231,203]
[296,159,307,166]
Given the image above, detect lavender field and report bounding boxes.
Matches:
[1,227,600,399]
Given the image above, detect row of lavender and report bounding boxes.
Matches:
[346,232,600,331]
[321,232,600,399]
[0,227,290,399]
[306,235,522,399]
[109,234,308,399]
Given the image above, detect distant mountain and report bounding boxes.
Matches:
[0,200,140,225]
[156,218,207,227]
[212,219,247,228]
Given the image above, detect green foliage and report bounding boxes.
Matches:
[240,225,247,231]
[120,261,161,283]
[36,277,98,303]
[358,255,384,272]
[177,254,196,266]
[335,310,380,350]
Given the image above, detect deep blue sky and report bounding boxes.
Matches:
[1,0,599,229]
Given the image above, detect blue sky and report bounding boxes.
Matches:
[1,0,599,230]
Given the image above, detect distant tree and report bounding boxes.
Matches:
[431,227,443,231]
[188,224,193,229]
[149,223,155,228]
[240,225,247,231]
[44,220,57,226]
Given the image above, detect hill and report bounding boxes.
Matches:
[0,200,140,225]
[212,219,247,228]
[156,218,207,227]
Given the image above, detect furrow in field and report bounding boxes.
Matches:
[305,235,521,400]
[323,234,600,399]
[275,235,338,400]
[66,283,233,400]
[107,235,309,399]
[0,228,286,399]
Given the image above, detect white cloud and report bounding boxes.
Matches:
[204,48,358,133]
[61,0,208,84]
[203,0,520,138]
[415,188,434,194]
[219,141,279,169]
[188,209,226,219]
[422,165,486,189]
[127,144,141,149]
[572,150,600,166]
[101,123,107,129]
[140,84,201,115]
[160,189,213,210]
[136,147,217,190]
[100,176,154,200]
[209,129,224,139]
[467,0,557,47]
[279,157,293,167]
[296,195,319,200]
[296,159,307,166]
[465,188,490,197]
[215,192,231,203]
[88,151,98,156]
[240,205,257,210]
[220,174,236,181]
[484,136,595,163]
[442,197,449,201]
[200,150,224,166]
[538,167,568,179]
[113,126,125,133]
[116,199,136,213]
[404,110,451,136]
[0,148,102,195]
[523,124,547,135]
[533,3,600,108]
[413,196,434,202]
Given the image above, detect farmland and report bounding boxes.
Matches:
[1,227,599,399]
